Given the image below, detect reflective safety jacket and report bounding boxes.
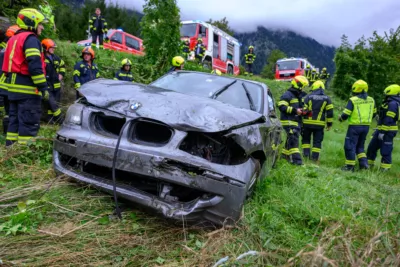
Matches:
[73,60,99,89]
[193,43,205,57]
[1,30,47,100]
[303,88,334,128]
[377,96,400,132]
[245,52,256,64]
[0,51,7,95]
[114,70,134,82]
[278,87,302,127]
[319,70,330,81]
[340,93,377,126]
[309,71,319,82]
[181,41,190,56]
[89,14,108,33]
[304,68,312,80]
[44,54,65,91]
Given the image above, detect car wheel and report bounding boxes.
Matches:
[227,65,233,75]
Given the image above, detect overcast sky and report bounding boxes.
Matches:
[109,0,400,47]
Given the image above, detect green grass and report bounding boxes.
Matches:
[1,54,399,266]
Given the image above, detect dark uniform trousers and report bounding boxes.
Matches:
[302,126,324,160]
[344,125,369,167]
[283,126,302,165]
[0,95,9,134]
[92,31,104,47]
[46,89,61,120]
[7,97,42,145]
[367,130,397,169]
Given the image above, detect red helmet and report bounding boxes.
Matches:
[6,25,20,37]
[41,38,57,51]
[81,47,95,59]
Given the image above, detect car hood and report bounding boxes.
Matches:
[79,79,264,132]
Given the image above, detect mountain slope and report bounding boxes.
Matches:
[235,26,336,74]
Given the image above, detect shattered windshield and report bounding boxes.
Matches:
[180,23,197,37]
[150,72,263,112]
[277,60,300,70]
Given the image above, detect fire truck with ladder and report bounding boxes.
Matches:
[180,20,241,75]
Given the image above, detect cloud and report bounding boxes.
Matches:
[110,0,400,46]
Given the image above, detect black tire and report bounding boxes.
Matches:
[202,60,211,70]
[227,65,233,75]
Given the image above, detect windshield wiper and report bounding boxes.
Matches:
[212,80,237,99]
[242,82,256,111]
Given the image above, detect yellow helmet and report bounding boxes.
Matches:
[197,38,202,42]
[383,84,400,96]
[121,58,132,68]
[249,45,254,49]
[352,80,368,93]
[306,64,310,68]
[16,8,48,31]
[211,69,222,76]
[291,75,309,90]
[311,80,325,90]
[172,56,185,67]
[322,67,327,71]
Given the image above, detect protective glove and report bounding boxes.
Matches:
[41,90,49,101]
[378,133,385,141]
[338,115,343,122]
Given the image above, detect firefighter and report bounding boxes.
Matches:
[338,80,377,171]
[114,58,134,82]
[301,80,334,161]
[181,38,190,59]
[309,69,319,87]
[244,46,256,76]
[168,56,185,73]
[73,47,99,99]
[319,67,330,85]
[278,75,309,165]
[367,84,400,172]
[211,69,222,76]
[0,25,20,135]
[89,8,108,49]
[304,64,312,81]
[42,38,65,124]
[193,38,205,62]
[2,8,49,146]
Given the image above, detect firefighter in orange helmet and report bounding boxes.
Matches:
[2,9,49,147]
[73,47,100,99]
[42,38,65,124]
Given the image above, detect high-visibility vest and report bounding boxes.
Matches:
[348,96,375,125]
[2,31,46,76]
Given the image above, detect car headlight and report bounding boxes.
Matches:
[64,104,84,125]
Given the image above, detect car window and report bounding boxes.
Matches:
[216,83,251,110]
[111,32,123,44]
[126,35,140,50]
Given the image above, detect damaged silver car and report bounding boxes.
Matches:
[53,71,282,225]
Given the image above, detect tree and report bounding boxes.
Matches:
[261,49,286,79]
[206,17,234,35]
[140,0,181,72]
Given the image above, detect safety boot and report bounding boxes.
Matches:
[341,165,355,172]
[359,165,370,170]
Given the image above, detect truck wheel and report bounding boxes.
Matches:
[202,60,211,69]
[227,65,233,75]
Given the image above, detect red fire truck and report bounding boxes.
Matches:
[180,20,241,75]
[275,57,317,81]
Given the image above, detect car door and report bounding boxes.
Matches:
[125,34,144,56]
